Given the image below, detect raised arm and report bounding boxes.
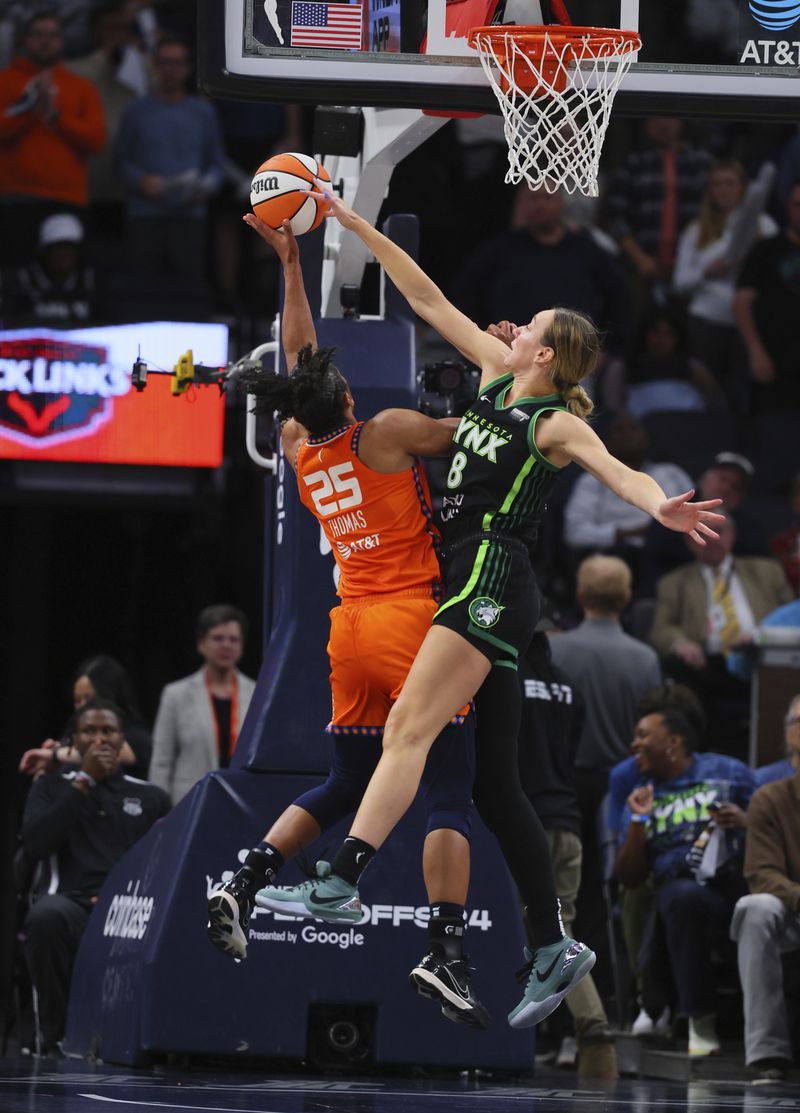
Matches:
[537,410,725,542]
[243,214,317,367]
[312,188,509,382]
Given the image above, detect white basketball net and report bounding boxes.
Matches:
[470,27,640,197]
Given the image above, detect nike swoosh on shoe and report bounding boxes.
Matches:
[536,951,562,982]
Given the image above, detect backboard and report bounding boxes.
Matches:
[198,0,800,117]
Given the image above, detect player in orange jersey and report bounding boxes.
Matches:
[208,216,487,1028]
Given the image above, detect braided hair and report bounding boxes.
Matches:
[237,344,350,436]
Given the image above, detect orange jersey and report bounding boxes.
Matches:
[296,421,441,599]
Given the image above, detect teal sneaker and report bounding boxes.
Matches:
[254,861,362,923]
[508,937,596,1029]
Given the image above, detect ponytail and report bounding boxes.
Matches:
[236,344,350,435]
[543,307,601,421]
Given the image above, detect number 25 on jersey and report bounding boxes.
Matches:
[303,462,364,517]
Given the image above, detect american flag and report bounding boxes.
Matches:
[290,1,363,49]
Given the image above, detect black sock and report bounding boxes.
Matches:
[523,900,565,952]
[331,837,376,886]
[428,902,466,962]
[237,842,285,893]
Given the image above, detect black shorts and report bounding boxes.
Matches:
[432,532,541,669]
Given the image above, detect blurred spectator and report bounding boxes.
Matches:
[727,598,800,685]
[769,472,800,594]
[0,211,95,326]
[754,692,800,788]
[0,10,105,266]
[451,184,630,355]
[642,451,767,595]
[518,630,617,1080]
[673,160,777,412]
[734,179,800,411]
[18,653,152,780]
[610,306,718,417]
[650,510,792,756]
[67,0,151,245]
[563,413,692,566]
[116,34,225,288]
[549,556,661,1001]
[730,765,800,1083]
[615,708,754,1057]
[149,604,255,804]
[604,117,712,307]
[21,698,170,1054]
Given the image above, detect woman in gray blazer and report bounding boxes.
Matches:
[149,604,256,803]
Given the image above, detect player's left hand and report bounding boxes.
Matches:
[656,489,725,543]
[242,214,299,266]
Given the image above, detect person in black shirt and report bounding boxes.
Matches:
[519,631,617,1079]
[21,698,170,1054]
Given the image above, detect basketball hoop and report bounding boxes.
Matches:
[467,25,641,197]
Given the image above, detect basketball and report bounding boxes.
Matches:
[250,152,332,235]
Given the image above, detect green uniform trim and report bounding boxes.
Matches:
[496,384,561,411]
[493,659,518,670]
[481,454,537,532]
[527,406,568,473]
[466,623,519,659]
[434,539,490,619]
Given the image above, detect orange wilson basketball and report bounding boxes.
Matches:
[250,153,331,235]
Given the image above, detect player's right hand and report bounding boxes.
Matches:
[242,214,299,266]
[310,181,360,230]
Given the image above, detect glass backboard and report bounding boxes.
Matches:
[198,0,800,117]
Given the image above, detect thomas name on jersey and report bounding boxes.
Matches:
[327,509,368,538]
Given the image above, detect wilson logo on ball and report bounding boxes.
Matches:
[250,151,331,235]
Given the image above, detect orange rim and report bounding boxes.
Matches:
[467,24,641,56]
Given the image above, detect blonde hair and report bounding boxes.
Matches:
[542,307,600,420]
[577,554,632,615]
[697,159,746,249]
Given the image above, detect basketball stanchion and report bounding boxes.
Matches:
[467,24,641,196]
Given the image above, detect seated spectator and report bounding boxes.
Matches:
[0,10,106,267]
[0,212,95,326]
[730,764,800,1083]
[754,692,800,788]
[642,450,767,591]
[549,556,661,1002]
[149,604,255,804]
[621,306,720,417]
[450,183,630,356]
[607,682,708,1038]
[518,630,617,1080]
[116,34,225,304]
[18,654,152,780]
[563,413,692,567]
[650,509,792,756]
[673,159,777,412]
[769,472,800,595]
[615,708,755,1056]
[21,698,170,1054]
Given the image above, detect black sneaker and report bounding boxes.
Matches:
[409,951,491,1030]
[750,1058,790,1085]
[207,873,255,960]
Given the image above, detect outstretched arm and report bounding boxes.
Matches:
[243,214,317,369]
[538,411,725,542]
[312,188,508,382]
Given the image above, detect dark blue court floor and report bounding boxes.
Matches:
[1,1058,799,1113]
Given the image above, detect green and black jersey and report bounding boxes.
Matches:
[440,372,567,548]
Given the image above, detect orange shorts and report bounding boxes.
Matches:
[327,589,468,734]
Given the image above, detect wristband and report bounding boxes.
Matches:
[630,813,649,824]
[74,771,97,789]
